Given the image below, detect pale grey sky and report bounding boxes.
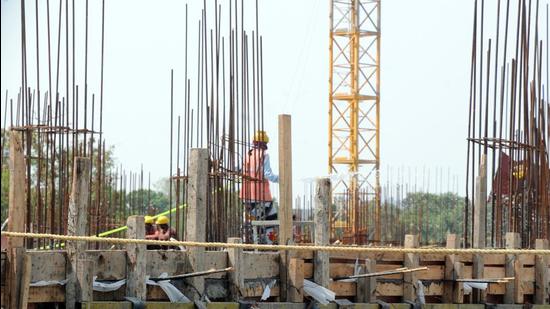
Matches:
[1,0,473,195]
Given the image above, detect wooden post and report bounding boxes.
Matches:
[6,131,26,309]
[314,177,331,288]
[186,148,208,300]
[472,155,487,304]
[356,258,376,303]
[535,239,549,304]
[278,114,293,301]
[288,258,304,302]
[473,154,487,249]
[126,215,146,300]
[66,157,92,308]
[228,237,244,300]
[78,259,94,302]
[403,234,419,302]
[18,253,32,309]
[443,234,459,303]
[504,232,520,304]
[7,131,26,248]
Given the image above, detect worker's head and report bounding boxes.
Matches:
[144,215,154,225]
[155,215,169,226]
[155,215,170,231]
[253,130,269,149]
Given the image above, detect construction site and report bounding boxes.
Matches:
[0,0,549,308]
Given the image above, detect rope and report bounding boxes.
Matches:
[3,231,550,255]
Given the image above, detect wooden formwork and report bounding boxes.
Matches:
[1,236,549,305]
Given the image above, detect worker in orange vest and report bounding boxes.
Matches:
[240,130,279,244]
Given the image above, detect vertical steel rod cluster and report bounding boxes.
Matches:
[466,0,550,248]
[296,167,461,245]
[0,0,151,249]
[170,0,266,243]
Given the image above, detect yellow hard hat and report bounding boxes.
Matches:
[155,215,169,225]
[144,216,154,224]
[253,130,269,143]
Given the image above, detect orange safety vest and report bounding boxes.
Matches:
[240,148,272,202]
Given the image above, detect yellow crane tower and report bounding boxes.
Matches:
[328,0,381,244]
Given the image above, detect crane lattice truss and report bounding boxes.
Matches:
[329,0,381,244]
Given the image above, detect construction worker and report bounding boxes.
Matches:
[155,215,178,249]
[144,216,160,250]
[240,130,279,244]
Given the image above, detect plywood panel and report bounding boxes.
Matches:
[242,252,279,279]
[89,250,126,280]
[29,251,66,282]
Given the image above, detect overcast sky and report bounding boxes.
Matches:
[1,0,473,196]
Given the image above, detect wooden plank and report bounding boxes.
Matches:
[375,264,405,279]
[6,131,26,309]
[66,157,92,308]
[228,238,244,300]
[484,266,506,279]
[403,234,419,302]
[417,265,443,280]
[422,282,444,296]
[242,252,279,279]
[77,259,94,302]
[330,251,405,262]
[443,234,458,303]
[484,254,505,265]
[204,251,228,277]
[356,258,376,302]
[419,254,446,262]
[504,232,520,304]
[243,281,280,298]
[278,114,293,301]
[329,281,356,296]
[535,239,549,304]
[288,258,303,302]
[186,148,208,300]
[314,178,331,289]
[377,282,403,296]
[146,251,186,278]
[472,254,485,302]
[126,215,146,300]
[19,253,32,309]
[88,250,126,280]
[28,251,66,282]
[28,286,65,303]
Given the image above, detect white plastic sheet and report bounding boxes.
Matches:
[146,273,191,303]
[463,282,488,295]
[29,279,68,287]
[338,258,362,283]
[416,280,426,304]
[93,276,126,292]
[303,279,336,305]
[260,279,276,301]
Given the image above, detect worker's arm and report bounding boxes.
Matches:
[157,228,171,241]
[263,153,279,183]
[145,230,158,240]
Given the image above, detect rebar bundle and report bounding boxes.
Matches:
[466,0,550,248]
[0,0,151,249]
[169,0,268,244]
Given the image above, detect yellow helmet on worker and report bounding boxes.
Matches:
[253,130,269,143]
[155,215,169,225]
[144,216,154,224]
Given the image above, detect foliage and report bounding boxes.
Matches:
[398,192,464,245]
